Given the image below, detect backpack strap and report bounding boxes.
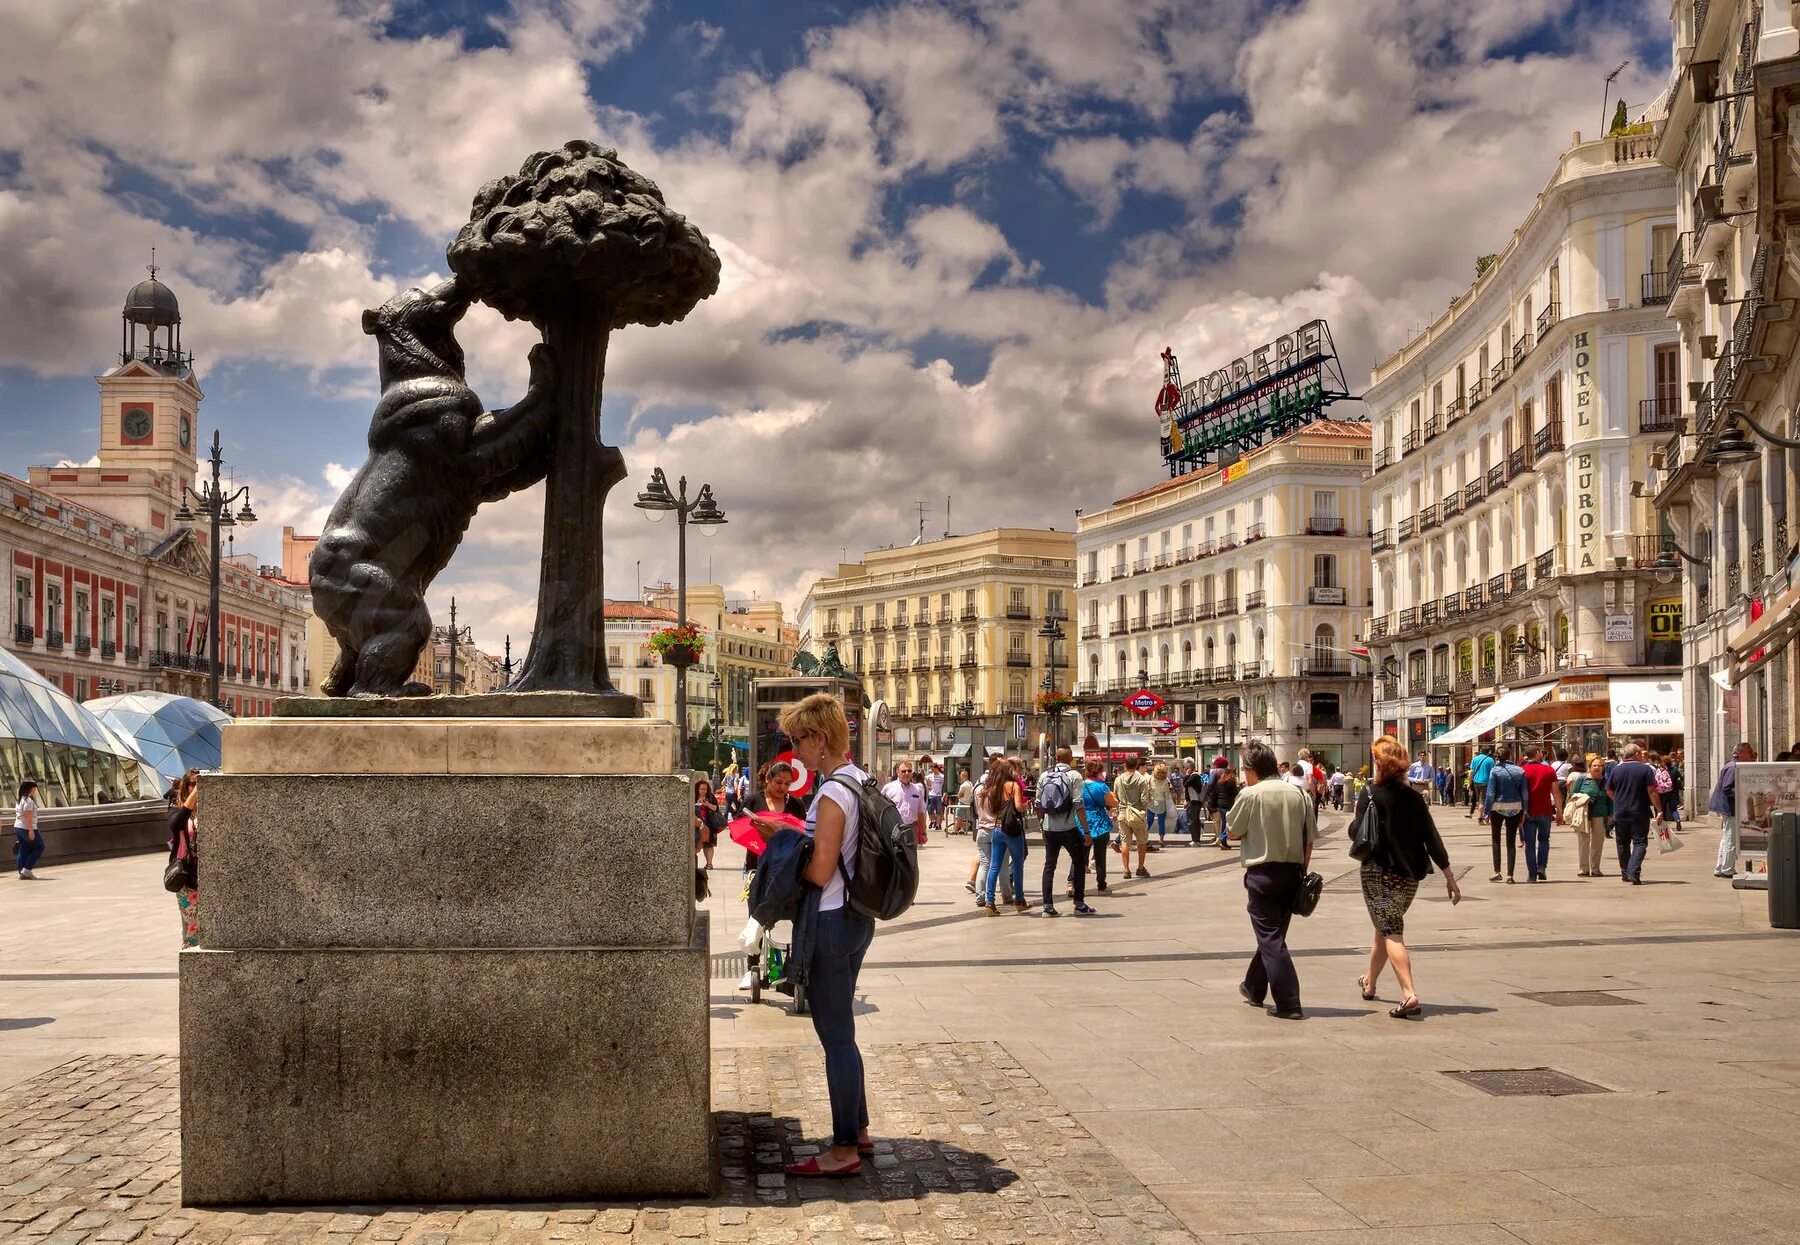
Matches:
[817,769,862,886]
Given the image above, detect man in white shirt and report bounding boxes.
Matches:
[925,762,946,832]
[882,761,929,847]
[1285,758,1310,793]
[1407,752,1434,801]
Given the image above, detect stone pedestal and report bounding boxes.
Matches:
[179,713,711,1205]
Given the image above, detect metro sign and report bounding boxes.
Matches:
[1152,717,1179,735]
[1123,689,1166,717]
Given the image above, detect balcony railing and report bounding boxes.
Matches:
[12,623,31,644]
[1305,516,1349,535]
[1667,230,1698,297]
[1377,677,1399,701]
[1397,515,1417,541]
[1080,623,1100,641]
[1421,601,1440,626]
[1005,653,1031,667]
[45,629,63,650]
[1422,413,1441,442]
[1304,660,1356,677]
[1441,592,1461,619]
[1444,396,1466,425]
[1480,661,1497,686]
[1129,615,1149,633]
[1441,492,1464,521]
[1398,607,1417,632]
[1215,596,1239,617]
[1751,538,1766,584]
[1468,376,1488,407]
[1511,333,1533,368]
[821,625,841,639]
[100,640,116,659]
[1372,528,1391,553]
[1430,674,1450,695]
[1486,465,1505,494]
[1370,615,1389,640]
[1532,422,1565,458]
[1245,522,1267,542]
[1418,504,1440,533]
[1642,270,1671,305]
[1372,447,1394,471]
[1005,603,1031,620]
[1490,358,1509,388]
[870,619,887,632]
[1171,604,1193,625]
[1535,303,1560,338]
[1193,602,1216,622]
[1132,558,1149,575]
[1640,397,1681,433]
[1506,446,1530,478]
[1487,574,1507,603]
[1463,477,1486,507]
[1509,564,1528,595]
[74,635,91,655]
[960,607,978,621]
[1409,673,1427,696]
[1534,549,1558,581]
[1456,670,1475,692]
[1245,589,1266,610]
[124,645,140,662]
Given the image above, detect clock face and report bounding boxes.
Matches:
[179,414,192,448]
[121,405,153,445]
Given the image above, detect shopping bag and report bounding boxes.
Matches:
[1656,823,1684,853]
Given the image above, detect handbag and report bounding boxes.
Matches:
[1291,869,1324,917]
[1348,794,1384,862]
[163,830,196,893]
[999,801,1026,836]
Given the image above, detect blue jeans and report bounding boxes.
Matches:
[1147,810,1167,839]
[984,830,1027,905]
[1616,817,1650,879]
[1521,815,1553,879]
[14,828,44,873]
[808,905,874,1147]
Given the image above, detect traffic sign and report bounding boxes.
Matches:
[1122,689,1166,717]
[1152,717,1179,735]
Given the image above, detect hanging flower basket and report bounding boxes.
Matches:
[1034,689,1072,715]
[649,624,706,668]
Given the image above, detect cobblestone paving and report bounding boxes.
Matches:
[0,1046,1196,1245]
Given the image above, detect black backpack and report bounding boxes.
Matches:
[820,771,920,921]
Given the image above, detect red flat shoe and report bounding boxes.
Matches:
[858,1142,875,1156]
[785,1157,862,1178]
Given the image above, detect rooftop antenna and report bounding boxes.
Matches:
[1600,61,1629,135]
[944,495,951,540]
[147,246,158,281]
[912,501,927,545]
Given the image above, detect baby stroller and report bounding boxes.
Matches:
[738,911,808,1015]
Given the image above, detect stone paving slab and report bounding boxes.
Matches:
[0,1046,1201,1245]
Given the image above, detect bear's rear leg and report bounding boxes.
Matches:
[346,595,434,697]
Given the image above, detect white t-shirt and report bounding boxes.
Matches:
[14,796,36,829]
[926,769,944,797]
[1285,762,1310,792]
[810,763,867,912]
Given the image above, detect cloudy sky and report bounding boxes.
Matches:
[0,0,1671,653]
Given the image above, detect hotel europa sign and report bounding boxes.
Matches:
[1155,319,1355,476]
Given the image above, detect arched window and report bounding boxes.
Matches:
[1255,628,1266,664]
[1203,636,1216,671]
[1089,653,1100,686]
[1313,624,1335,668]
[1009,676,1025,704]
[1159,643,1170,677]
[1181,639,1193,674]
[1226,632,1238,671]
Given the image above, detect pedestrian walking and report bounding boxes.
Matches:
[1147,762,1173,847]
[982,759,1032,915]
[1649,752,1678,827]
[1406,751,1434,802]
[1230,741,1314,1020]
[13,778,43,880]
[1112,755,1154,878]
[1565,755,1611,877]
[1520,745,1562,883]
[1330,766,1347,811]
[1709,742,1754,878]
[1073,758,1117,894]
[693,777,724,871]
[1605,742,1663,885]
[882,761,929,847]
[954,774,974,836]
[1482,745,1526,883]
[1181,759,1207,845]
[1354,737,1461,1019]
[1207,761,1241,849]
[168,770,200,945]
[1667,749,1685,824]
[1037,747,1091,916]
[968,757,1015,906]
[1468,745,1495,819]
[775,693,875,1178]
[925,762,945,833]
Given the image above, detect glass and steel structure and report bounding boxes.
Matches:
[0,648,161,807]
[85,691,229,790]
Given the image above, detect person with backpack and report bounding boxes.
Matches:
[1482,745,1527,883]
[1351,737,1459,1019]
[1468,745,1496,820]
[980,758,1032,915]
[1037,747,1090,916]
[766,693,880,1178]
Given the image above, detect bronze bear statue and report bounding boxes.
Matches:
[311,277,552,697]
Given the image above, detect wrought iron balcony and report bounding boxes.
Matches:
[1396,515,1417,541]
[1377,676,1399,701]
[1420,601,1440,626]
[1193,602,1216,622]
[1398,607,1417,632]
[1005,603,1031,620]
[1535,303,1560,338]
[1306,660,1356,677]
[1080,623,1100,640]
[1463,478,1486,507]
[1245,523,1267,542]
[1133,558,1150,575]
[1480,661,1497,686]
[1418,504,1440,533]
[1409,673,1427,696]
[960,607,978,621]
[1372,528,1391,553]
[1533,423,1565,458]
[1444,396,1466,425]
[74,635,91,655]
[124,645,140,662]
[1487,574,1507,602]
[1667,230,1697,296]
[1468,376,1488,407]
[1442,493,1464,521]
[1509,564,1528,595]
[1533,549,1558,581]
[1150,610,1170,628]
[12,623,31,644]
[821,624,841,639]
[1402,430,1421,454]
[1245,589,1266,610]
[1215,596,1239,617]
[1455,670,1475,692]
[1372,447,1394,471]
[1490,358,1509,387]
[45,629,63,650]
[1441,592,1460,619]
[1486,465,1505,493]
[1423,414,1441,442]
[1172,605,1193,625]
[1511,333,1533,368]
[1751,538,1766,585]
[1369,615,1389,639]
[1639,397,1681,433]
[1642,270,1671,305]
[1080,572,1100,587]
[1506,446,1531,478]
[100,640,116,659]
[1005,652,1032,667]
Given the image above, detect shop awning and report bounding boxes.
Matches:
[1728,580,1800,683]
[1431,683,1556,746]
[1608,677,1685,734]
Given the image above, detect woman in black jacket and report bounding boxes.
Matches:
[1355,737,1461,1018]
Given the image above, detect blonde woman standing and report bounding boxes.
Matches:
[1147,762,1173,847]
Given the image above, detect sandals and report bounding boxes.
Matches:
[1357,975,1377,1001]
[784,1156,862,1178]
[1389,996,1423,1020]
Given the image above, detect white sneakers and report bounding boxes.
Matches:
[17,868,36,879]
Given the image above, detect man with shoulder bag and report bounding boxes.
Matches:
[1228,741,1316,1021]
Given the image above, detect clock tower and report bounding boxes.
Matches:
[31,261,204,533]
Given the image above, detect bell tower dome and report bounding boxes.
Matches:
[96,251,202,494]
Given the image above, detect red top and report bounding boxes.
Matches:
[1522,762,1559,817]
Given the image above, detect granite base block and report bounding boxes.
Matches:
[274,691,641,719]
[200,774,695,949]
[178,922,712,1204]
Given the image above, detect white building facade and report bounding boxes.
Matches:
[1367,130,1683,761]
[1654,0,1800,791]
[1074,422,1373,771]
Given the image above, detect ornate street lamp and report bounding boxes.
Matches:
[635,468,726,764]
[434,597,474,693]
[173,429,255,708]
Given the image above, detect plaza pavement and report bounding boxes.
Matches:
[1,803,1798,1242]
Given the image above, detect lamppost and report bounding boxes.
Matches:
[502,635,514,682]
[174,429,256,708]
[1038,615,1065,752]
[634,468,726,765]
[435,597,474,694]
[710,672,723,780]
